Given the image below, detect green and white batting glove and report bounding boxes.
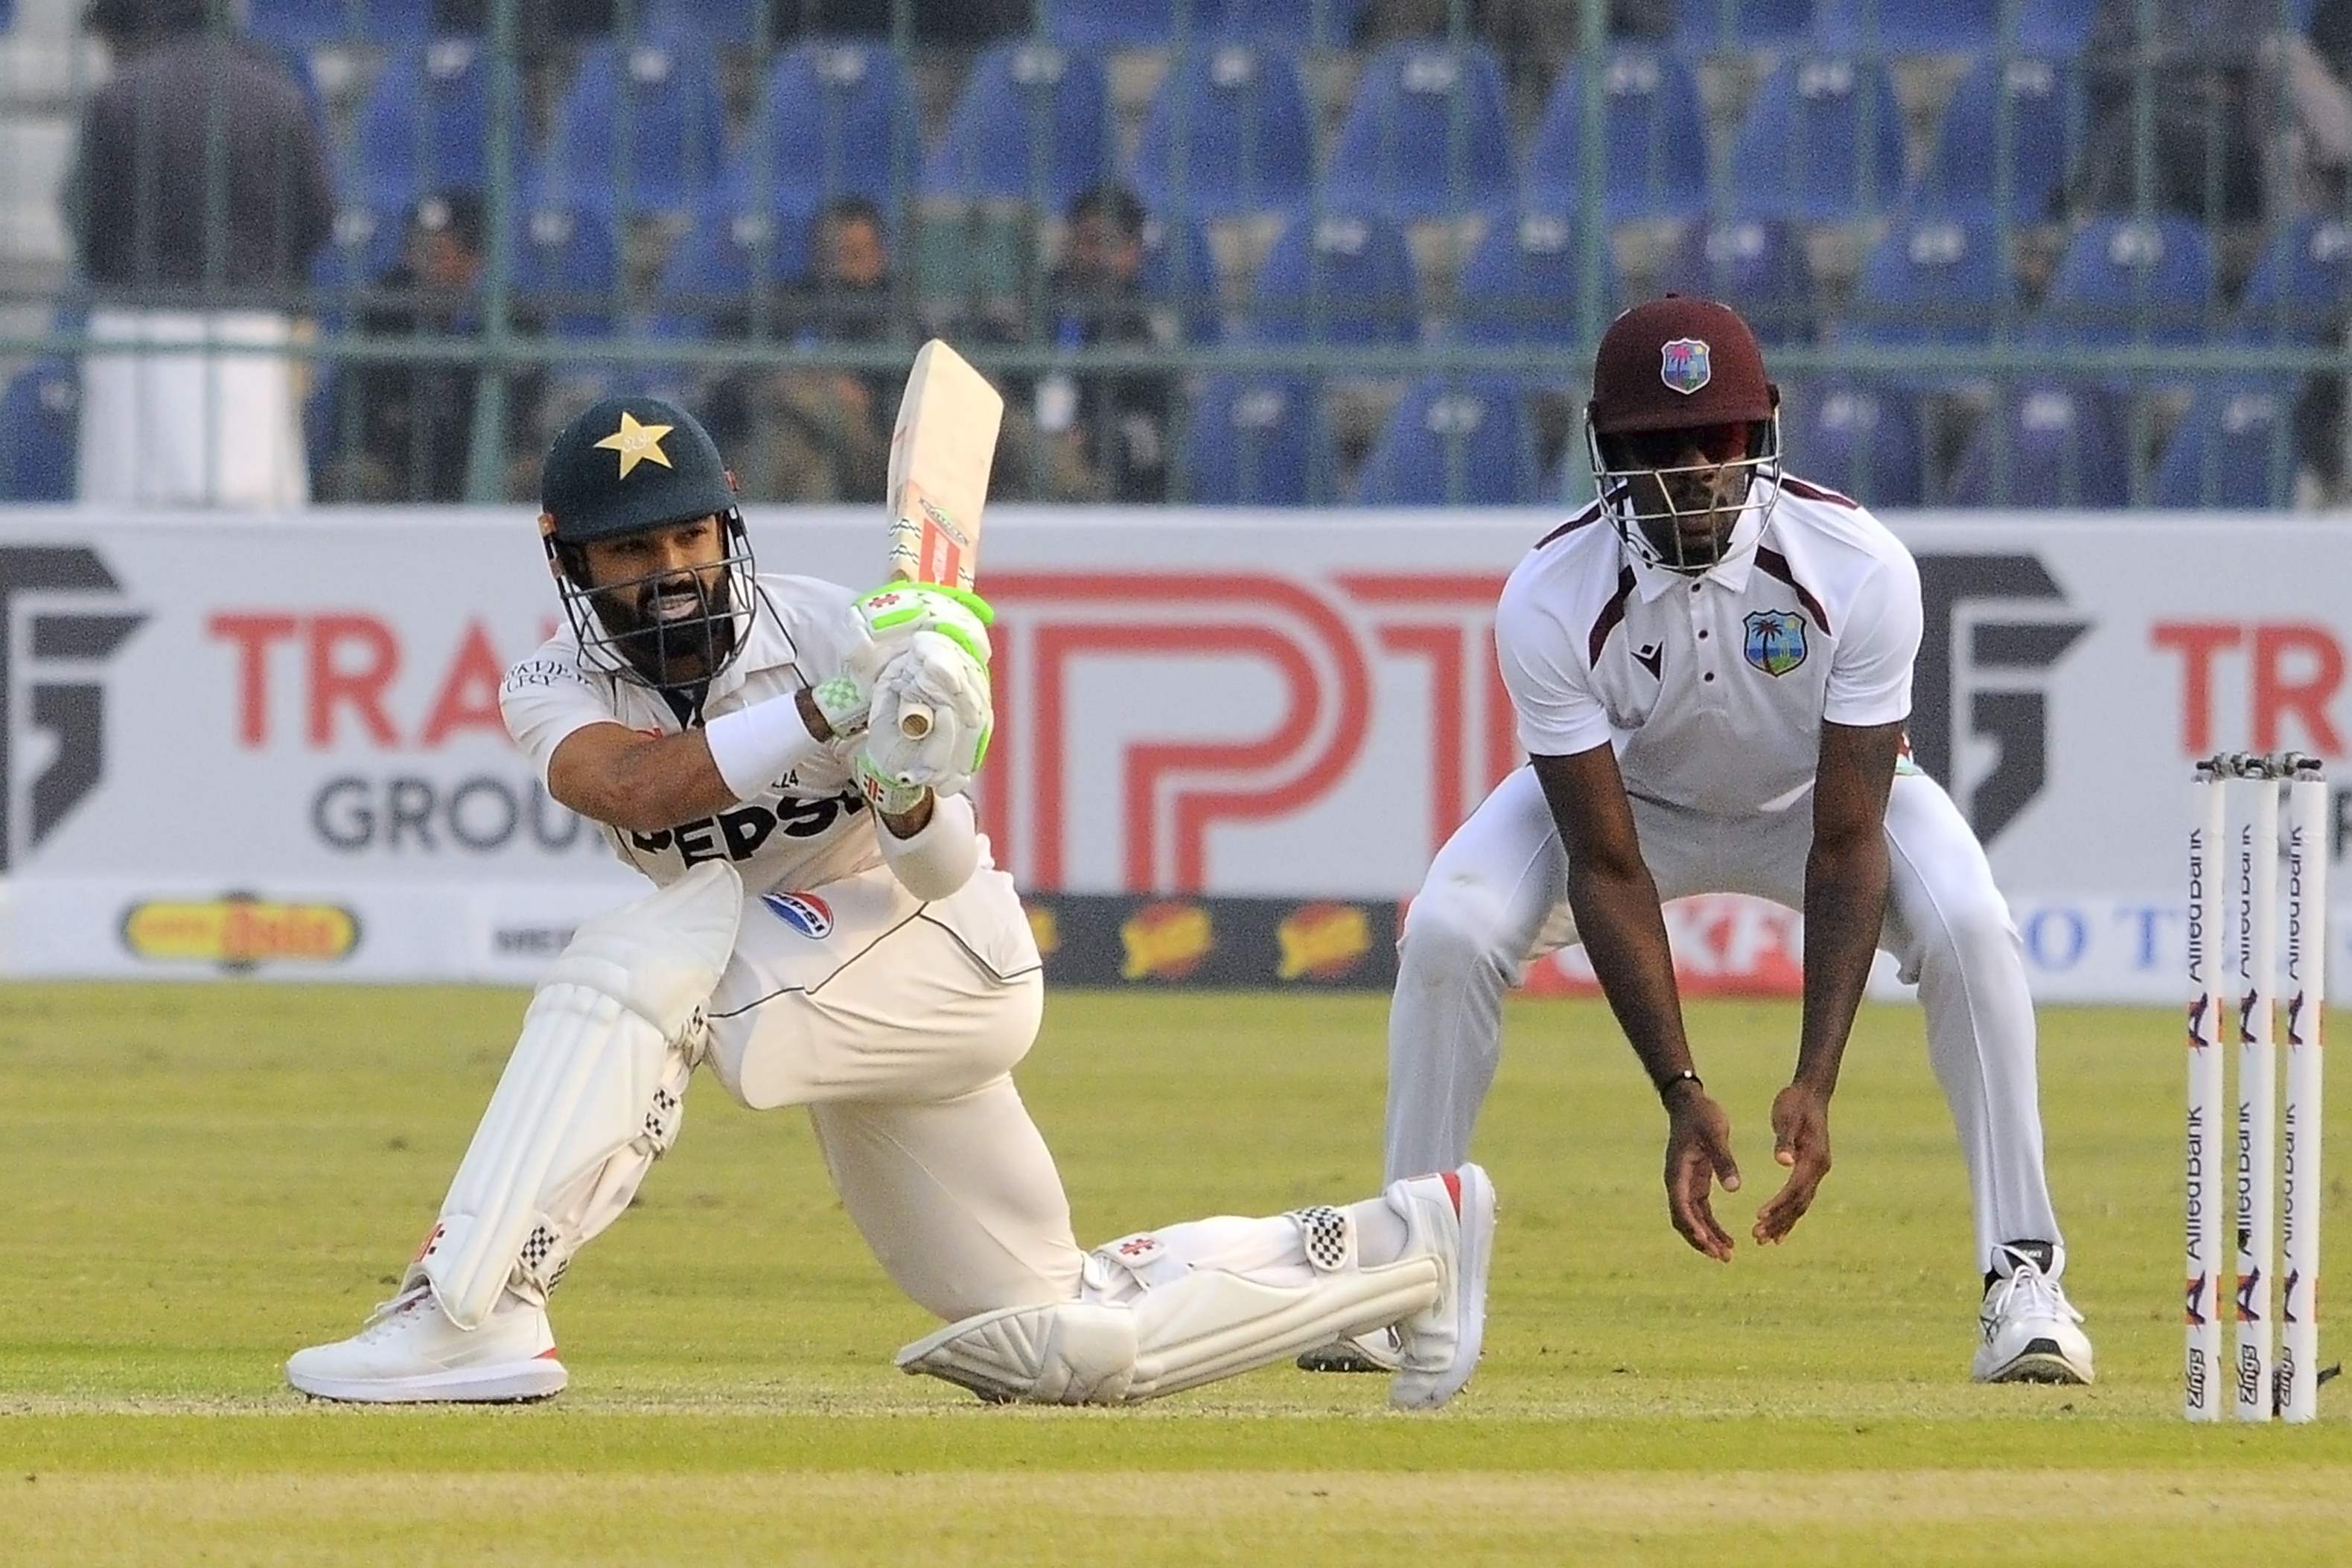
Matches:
[864,629,994,801]
[809,584,992,742]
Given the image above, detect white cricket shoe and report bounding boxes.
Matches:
[287,1283,567,1403]
[1387,1162,1497,1410]
[1295,1325,1405,1374]
[1972,1245,2094,1386]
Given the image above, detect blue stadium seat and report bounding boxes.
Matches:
[1945,380,2132,506]
[1782,379,1925,506]
[1905,54,2083,221]
[2153,377,2304,507]
[307,202,407,325]
[1240,210,1419,345]
[622,0,762,44]
[1838,213,2015,388]
[730,40,918,214]
[2233,214,2352,345]
[2034,214,2219,389]
[1353,375,1536,505]
[1724,54,1907,223]
[345,37,498,210]
[1814,0,2008,52]
[1451,208,1618,353]
[1042,0,1191,48]
[1185,372,1323,503]
[1651,217,1817,346]
[1141,211,1224,343]
[1675,0,1815,50]
[1325,41,1515,221]
[2013,0,2101,55]
[1129,42,1315,220]
[513,203,625,337]
[651,200,815,330]
[535,38,728,221]
[921,42,1116,211]
[249,0,427,48]
[1212,0,1368,48]
[1523,49,1710,223]
[0,355,77,502]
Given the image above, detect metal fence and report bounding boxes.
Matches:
[10,0,2350,509]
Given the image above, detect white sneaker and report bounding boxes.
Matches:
[1295,1325,1405,1374]
[1387,1162,1497,1410]
[287,1284,567,1403]
[1973,1245,2094,1385]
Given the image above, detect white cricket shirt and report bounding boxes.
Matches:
[500,571,884,895]
[1496,473,1922,817]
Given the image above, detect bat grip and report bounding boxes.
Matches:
[899,704,934,740]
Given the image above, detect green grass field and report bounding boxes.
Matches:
[4,983,2348,1564]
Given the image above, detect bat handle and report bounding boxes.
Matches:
[899,704,934,740]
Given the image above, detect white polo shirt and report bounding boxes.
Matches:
[1496,473,1922,818]
[500,572,885,895]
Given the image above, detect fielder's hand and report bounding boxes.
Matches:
[1663,1085,1741,1262]
[863,631,993,800]
[1750,1080,1832,1245]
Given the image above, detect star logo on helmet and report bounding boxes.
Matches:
[1660,337,1711,395]
[593,410,675,479]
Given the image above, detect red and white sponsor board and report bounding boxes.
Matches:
[0,506,2343,1000]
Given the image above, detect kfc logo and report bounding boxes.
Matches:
[0,546,147,871]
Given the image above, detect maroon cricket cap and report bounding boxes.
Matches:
[1587,294,1778,435]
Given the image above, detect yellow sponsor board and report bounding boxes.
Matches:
[121,896,361,968]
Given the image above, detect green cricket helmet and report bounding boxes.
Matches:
[538,394,757,697]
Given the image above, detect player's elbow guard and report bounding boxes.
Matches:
[878,790,981,901]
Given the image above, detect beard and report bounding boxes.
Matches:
[591,568,739,689]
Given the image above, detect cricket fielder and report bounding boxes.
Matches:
[1322,296,2091,1386]
[287,395,1494,1409]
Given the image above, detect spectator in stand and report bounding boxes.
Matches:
[699,194,904,503]
[318,191,546,503]
[66,0,334,508]
[1025,183,1176,504]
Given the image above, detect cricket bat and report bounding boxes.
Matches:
[885,338,1004,740]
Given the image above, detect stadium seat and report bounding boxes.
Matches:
[1185,372,1323,503]
[1651,217,1817,347]
[2033,214,2219,389]
[1813,0,2008,52]
[1838,213,2016,389]
[1141,211,1224,344]
[1675,0,1815,51]
[730,40,919,214]
[620,0,762,44]
[651,200,815,332]
[1724,54,1908,223]
[1782,379,1925,506]
[345,37,499,211]
[535,38,728,221]
[1450,208,1617,354]
[1240,210,1419,346]
[2152,377,2304,508]
[1042,0,1189,48]
[1128,42,1316,220]
[920,41,1117,211]
[1523,48,1710,223]
[0,355,77,503]
[307,202,408,325]
[1353,374,1536,505]
[512,203,625,337]
[1211,0,1369,48]
[2014,0,2098,54]
[1945,380,2132,507]
[1905,54,2084,222]
[1324,40,1515,222]
[248,0,428,48]
[2233,213,2352,345]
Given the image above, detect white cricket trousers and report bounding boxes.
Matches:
[701,860,1086,1322]
[78,307,309,508]
[1385,764,2063,1276]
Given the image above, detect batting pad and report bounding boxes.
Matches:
[897,1256,1441,1404]
[419,861,744,1329]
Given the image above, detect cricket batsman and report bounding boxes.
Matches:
[1324,296,2092,1386]
[284,395,1492,1409]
